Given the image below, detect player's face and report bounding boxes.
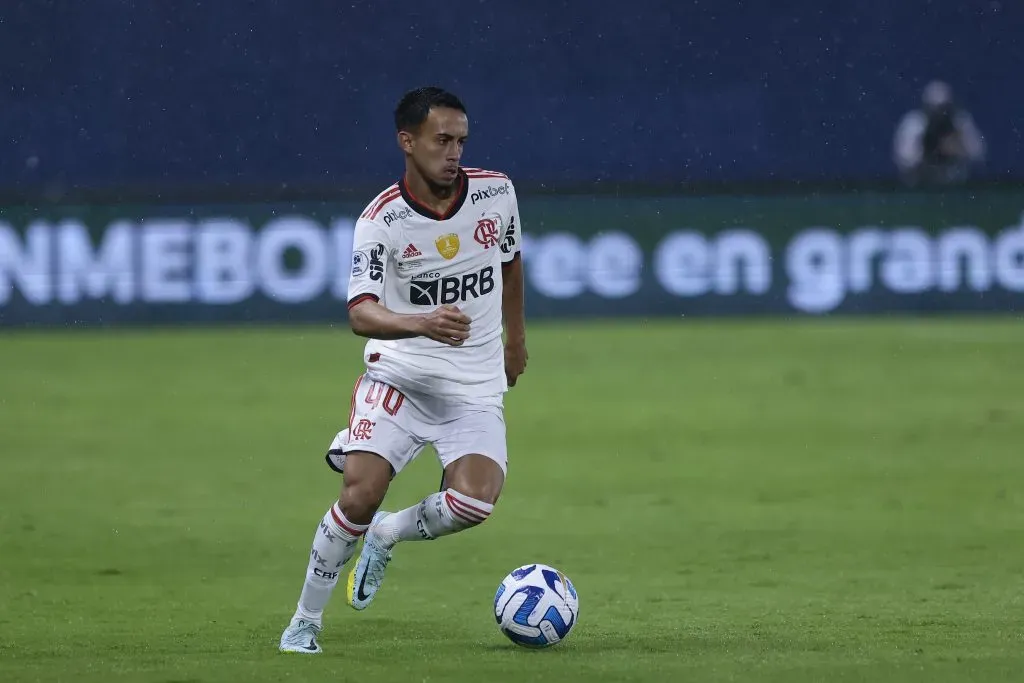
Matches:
[404,107,469,188]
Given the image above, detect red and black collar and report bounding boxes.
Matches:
[399,169,469,221]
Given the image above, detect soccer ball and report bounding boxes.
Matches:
[493,563,579,648]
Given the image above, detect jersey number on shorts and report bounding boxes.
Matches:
[365,382,405,416]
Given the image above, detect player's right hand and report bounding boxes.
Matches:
[419,305,471,346]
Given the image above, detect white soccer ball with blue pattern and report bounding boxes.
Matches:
[493,563,579,648]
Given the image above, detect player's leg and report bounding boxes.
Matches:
[371,452,504,548]
[438,452,504,506]
[375,407,506,547]
[338,451,393,524]
[281,377,419,652]
[280,451,392,653]
[348,407,506,610]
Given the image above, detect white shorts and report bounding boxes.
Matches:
[325,373,507,477]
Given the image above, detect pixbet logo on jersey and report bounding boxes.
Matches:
[470,183,509,205]
[409,266,495,305]
[382,207,414,227]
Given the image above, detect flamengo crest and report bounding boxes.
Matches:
[474,218,500,249]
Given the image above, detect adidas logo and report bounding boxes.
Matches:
[401,243,423,259]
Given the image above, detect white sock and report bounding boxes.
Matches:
[293,502,368,625]
[372,488,493,549]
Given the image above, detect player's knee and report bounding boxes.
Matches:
[337,451,392,524]
[443,455,504,507]
[339,481,387,525]
[451,484,499,508]
[338,469,389,525]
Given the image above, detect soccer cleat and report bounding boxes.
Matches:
[279,617,323,654]
[346,511,393,611]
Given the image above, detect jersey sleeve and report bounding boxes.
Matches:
[347,218,392,309]
[500,181,522,264]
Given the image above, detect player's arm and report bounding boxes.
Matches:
[501,185,528,386]
[501,255,525,345]
[349,299,470,346]
[348,298,422,340]
[346,219,470,345]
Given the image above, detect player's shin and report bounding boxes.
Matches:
[294,502,369,624]
[372,488,492,548]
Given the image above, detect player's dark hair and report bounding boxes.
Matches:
[394,87,466,132]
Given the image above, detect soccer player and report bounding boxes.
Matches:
[279,87,527,654]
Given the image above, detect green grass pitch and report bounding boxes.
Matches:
[1,318,1022,682]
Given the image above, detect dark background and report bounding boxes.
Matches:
[1,0,1019,199]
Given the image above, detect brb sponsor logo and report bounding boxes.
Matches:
[474,218,500,249]
[382,207,413,227]
[470,183,509,205]
[409,266,494,305]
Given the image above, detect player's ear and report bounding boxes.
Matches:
[397,130,414,154]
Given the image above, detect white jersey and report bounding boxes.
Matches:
[346,167,522,404]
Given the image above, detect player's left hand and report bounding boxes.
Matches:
[504,339,528,387]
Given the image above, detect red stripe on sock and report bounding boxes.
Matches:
[446,502,480,525]
[446,491,491,519]
[331,504,366,537]
[445,492,488,524]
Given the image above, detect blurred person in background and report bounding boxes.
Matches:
[893,80,985,186]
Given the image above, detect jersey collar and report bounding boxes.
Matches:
[399,169,469,221]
